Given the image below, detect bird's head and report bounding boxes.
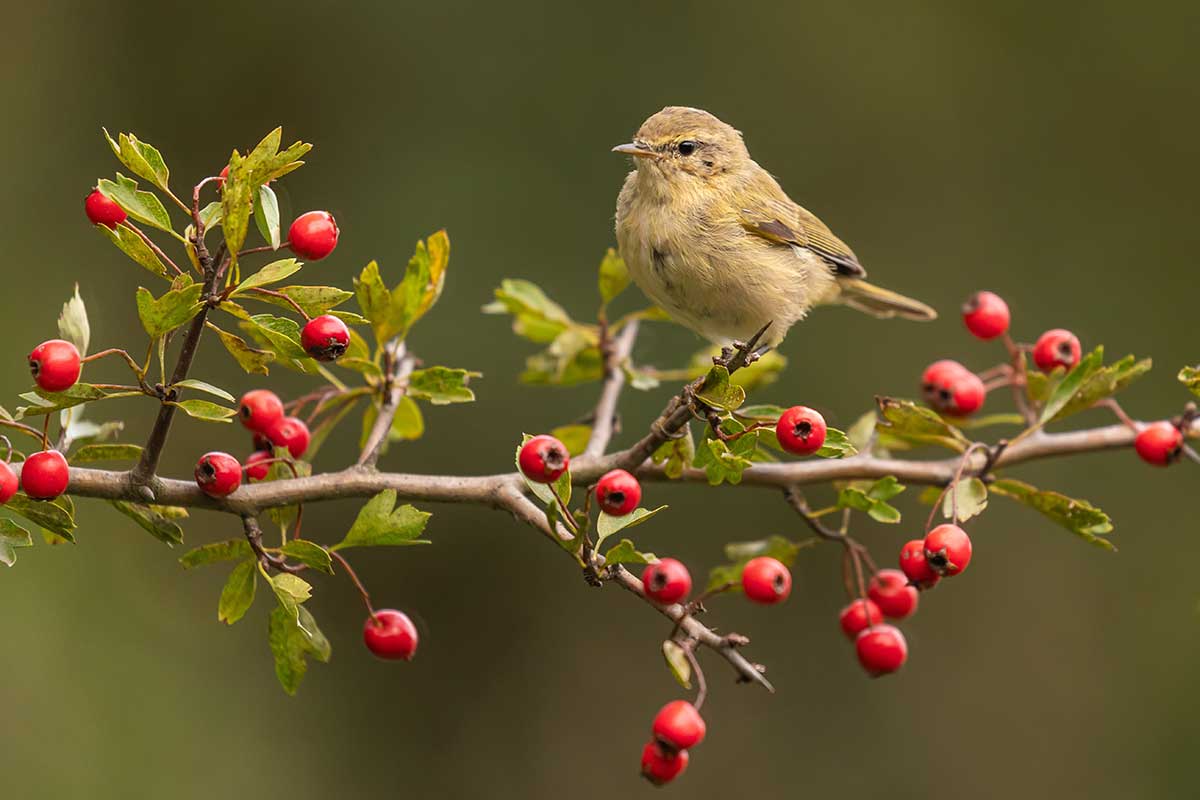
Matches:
[612,106,749,182]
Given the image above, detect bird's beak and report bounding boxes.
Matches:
[611,142,660,160]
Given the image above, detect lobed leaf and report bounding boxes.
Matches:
[602,538,656,566]
[103,129,171,191]
[694,366,746,411]
[179,539,252,569]
[942,477,988,523]
[875,397,970,452]
[279,540,333,574]
[135,282,204,338]
[97,174,173,232]
[0,518,34,567]
[1038,346,1106,424]
[332,490,431,551]
[96,223,171,278]
[990,478,1115,550]
[408,367,479,405]
[483,278,572,343]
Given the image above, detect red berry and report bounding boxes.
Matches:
[252,432,274,452]
[300,314,350,362]
[238,389,284,433]
[218,164,230,186]
[1134,421,1183,466]
[641,558,692,605]
[868,569,918,619]
[961,291,1010,340]
[245,450,273,481]
[288,211,339,260]
[517,435,569,483]
[855,624,908,677]
[922,359,985,417]
[1033,328,1082,373]
[363,609,419,661]
[839,598,883,640]
[641,740,688,786]
[898,539,941,589]
[775,405,827,455]
[741,556,792,604]
[0,461,17,504]
[21,450,69,500]
[595,468,641,516]
[28,339,82,393]
[267,416,311,459]
[652,700,706,750]
[923,523,973,577]
[84,188,126,228]
[194,452,242,497]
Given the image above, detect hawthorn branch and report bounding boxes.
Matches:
[583,319,639,458]
[357,341,417,469]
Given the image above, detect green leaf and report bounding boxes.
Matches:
[97,174,173,232]
[942,477,988,523]
[332,490,431,551]
[876,397,970,452]
[1179,366,1200,397]
[408,367,479,405]
[109,500,184,545]
[280,540,333,574]
[234,258,303,294]
[354,260,397,344]
[169,399,237,423]
[16,384,139,419]
[171,379,235,403]
[103,129,170,191]
[483,279,573,343]
[198,201,223,230]
[0,519,34,567]
[815,427,858,459]
[601,538,657,565]
[353,232,450,346]
[206,322,274,375]
[248,285,353,318]
[550,424,592,457]
[253,184,281,249]
[694,366,746,411]
[218,559,257,624]
[135,282,204,338]
[72,443,143,463]
[707,535,816,591]
[519,332,604,386]
[691,421,757,485]
[596,505,668,550]
[868,475,906,502]
[990,478,1115,550]
[239,314,318,373]
[388,396,425,441]
[955,412,1029,430]
[223,129,312,272]
[597,247,630,305]
[1050,355,1152,422]
[57,284,90,357]
[661,640,692,689]
[269,572,313,611]
[837,479,904,524]
[267,603,329,696]
[515,434,572,508]
[688,347,788,393]
[179,539,252,569]
[1039,346,1106,424]
[96,223,170,278]
[651,426,695,479]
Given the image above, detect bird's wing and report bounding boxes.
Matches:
[738,202,867,278]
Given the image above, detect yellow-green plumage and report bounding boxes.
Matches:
[614,106,936,347]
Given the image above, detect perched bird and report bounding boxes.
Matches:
[614,106,936,348]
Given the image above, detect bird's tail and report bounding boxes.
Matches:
[834,278,938,321]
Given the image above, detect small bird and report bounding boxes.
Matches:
[614,106,936,348]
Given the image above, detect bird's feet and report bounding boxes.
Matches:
[712,321,773,373]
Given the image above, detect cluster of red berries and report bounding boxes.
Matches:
[840,523,974,676]
[640,700,706,785]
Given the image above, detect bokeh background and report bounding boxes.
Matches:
[2,1,1198,798]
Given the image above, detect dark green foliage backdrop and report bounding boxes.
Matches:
[2,2,1198,797]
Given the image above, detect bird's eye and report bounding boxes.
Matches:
[677,140,698,156]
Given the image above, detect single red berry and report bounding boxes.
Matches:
[218,164,230,187]
[922,362,985,417]
[652,700,706,750]
[855,624,908,677]
[641,740,688,786]
[961,291,1010,340]
[641,558,692,605]
[1134,421,1184,466]
[28,339,82,393]
[238,389,284,433]
[267,416,311,459]
[595,468,641,516]
[775,405,827,455]
[245,450,273,481]
[868,569,918,619]
[921,359,968,390]
[839,598,883,640]
[288,211,339,260]
[300,314,350,362]
[1032,328,1082,373]
[363,609,419,661]
[517,435,569,483]
[742,556,792,604]
[924,523,973,577]
[21,450,69,500]
[0,461,17,504]
[898,539,941,589]
[84,188,126,228]
[194,452,242,497]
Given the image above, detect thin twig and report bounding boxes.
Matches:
[357,341,416,469]
[331,550,376,616]
[583,319,639,458]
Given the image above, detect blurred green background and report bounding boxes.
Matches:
[2,1,1198,797]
